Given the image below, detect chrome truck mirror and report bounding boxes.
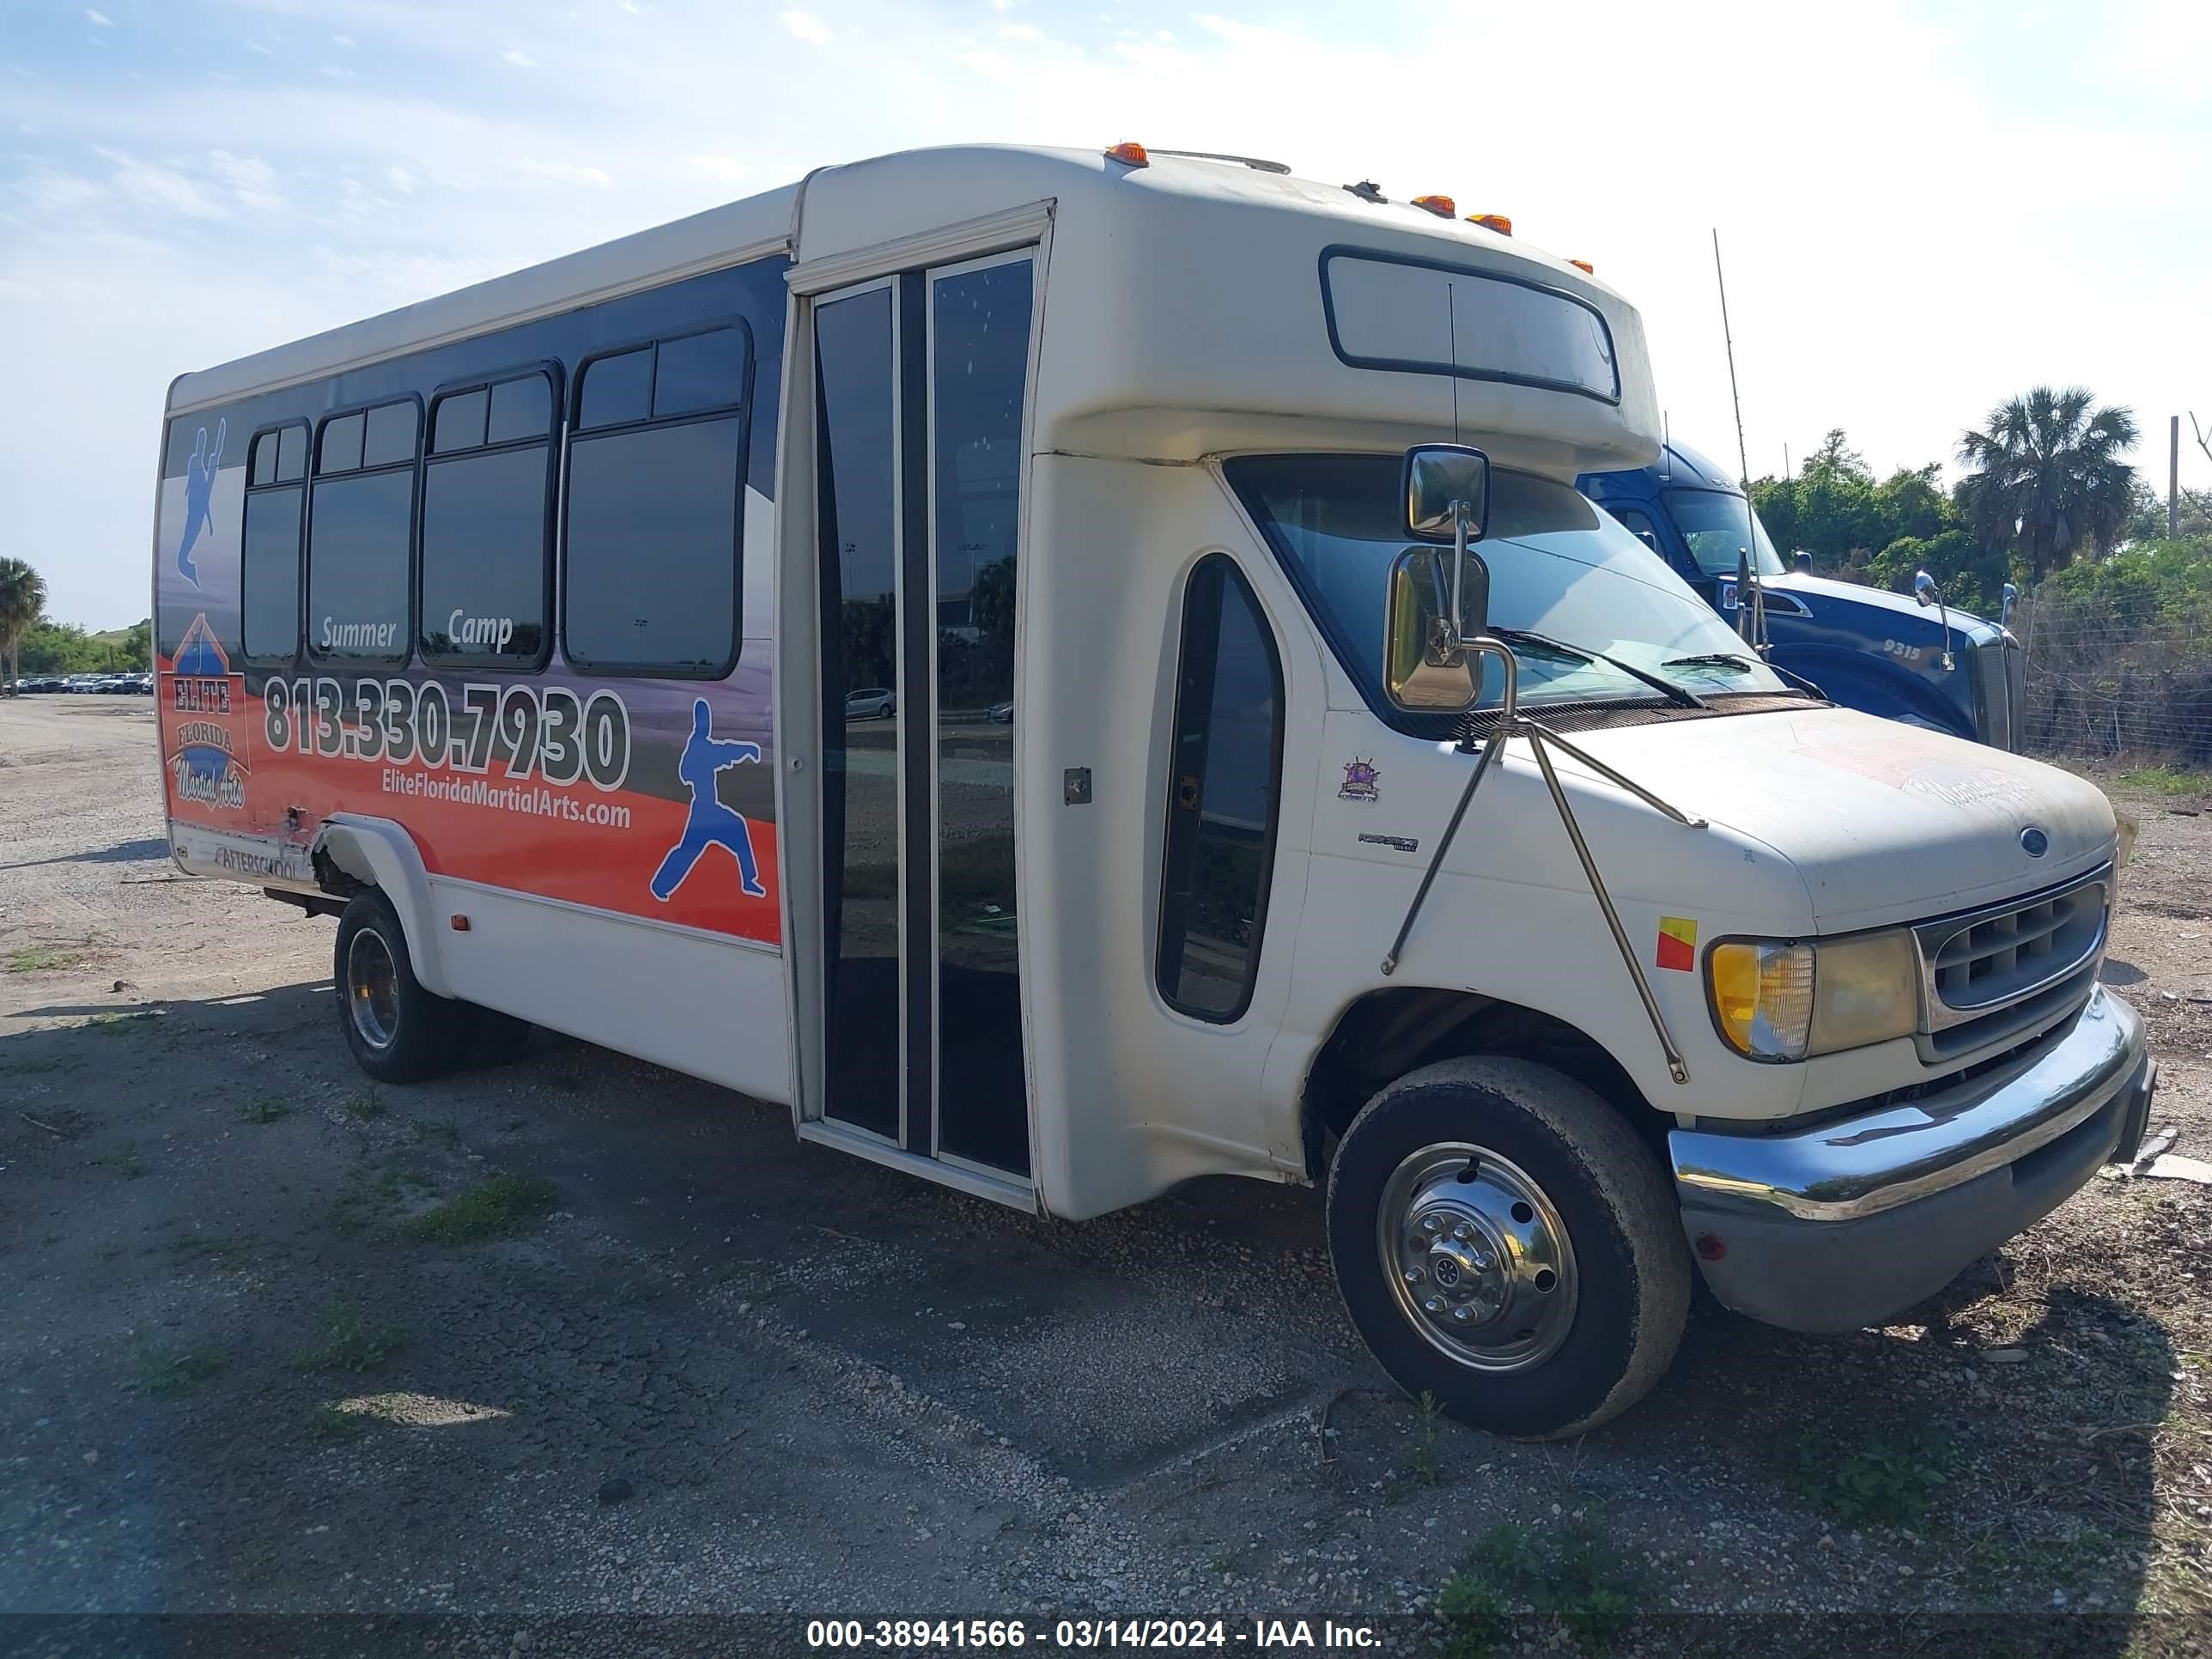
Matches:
[2002,581,2019,631]
[1403,444,1492,544]
[1913,568,1956,671]
[1383,546,1488,711]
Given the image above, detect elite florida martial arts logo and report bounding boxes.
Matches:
[167,614,246,811]
[650,699,767,902]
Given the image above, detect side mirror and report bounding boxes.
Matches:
[1794,550,1813,574]
[1402,445,1491,544]
[1912,569,1937,605]
[2001,581,2018,629]
[1636,530,1660,554]
[1384,545,1489,711]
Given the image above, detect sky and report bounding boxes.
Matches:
[2,0,2207,629]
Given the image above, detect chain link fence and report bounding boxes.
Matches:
[2014,590,2212,763]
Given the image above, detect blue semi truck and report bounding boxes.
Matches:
[1579,441,2023,749]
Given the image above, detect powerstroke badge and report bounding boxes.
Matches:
[1656,916,1698,972]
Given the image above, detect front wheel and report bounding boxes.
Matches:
[1327,1056,1690,1439]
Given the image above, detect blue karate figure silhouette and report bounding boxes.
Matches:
[174,419,227,588]
[651,698,767,902]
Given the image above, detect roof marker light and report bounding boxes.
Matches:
[1569,258,1595,274]
[1105,141,1150,167]
[1468,213,1513,236]
[1411,194,1455,217]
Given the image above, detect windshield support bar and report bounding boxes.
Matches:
[1380,641,1702,1088]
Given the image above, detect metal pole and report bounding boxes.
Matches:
[2173,416,2182,539]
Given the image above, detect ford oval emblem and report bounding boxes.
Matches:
[2021,825,2050,858]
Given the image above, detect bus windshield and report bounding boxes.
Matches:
[1662,487,1784,578]
[1228,455,1790,712]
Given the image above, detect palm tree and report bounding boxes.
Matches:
[1957,387,2138,581]
[0,558,48,692]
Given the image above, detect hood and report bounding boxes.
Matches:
[1769,571,2002,643]
[1555,704,2114,932]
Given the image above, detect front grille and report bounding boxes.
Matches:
[1972,637,2015,750]
[1912,867,2108,1060]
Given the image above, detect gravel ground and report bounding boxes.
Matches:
[2,695,2208,1657]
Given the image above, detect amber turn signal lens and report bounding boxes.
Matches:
[1411,194,1455,217]
[1105,141,1150,167]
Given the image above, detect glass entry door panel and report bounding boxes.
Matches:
[813,255,1035,1179]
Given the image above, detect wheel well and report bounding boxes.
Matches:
[1301,988,1663,1179]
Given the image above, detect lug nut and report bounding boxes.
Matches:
[1451,1306,1473,1322]
[1452,1223,1473,1242]
[1421,1215,1442,1234]
[1402,1267,1423,1285]
[1422,1296,1445,1315]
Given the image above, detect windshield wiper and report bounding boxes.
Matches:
[1663,652,1827,701]
[1492,628,1706,710]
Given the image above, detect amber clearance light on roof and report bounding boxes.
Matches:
[1569,258,1595,274]
[1467,213,1513,236]
[1410,194,1455,217]
[1105,141,1151,167]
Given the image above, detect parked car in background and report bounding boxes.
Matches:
[843,686,896,720]
[1580,442,2021,749]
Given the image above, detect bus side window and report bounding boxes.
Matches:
[421,370,559,668]
[241,423,307,664]
[562,322,751,677]
[307,398,419,668]
[1157,556,1285,1023]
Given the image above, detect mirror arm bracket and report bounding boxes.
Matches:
[1380,640,1700,1087]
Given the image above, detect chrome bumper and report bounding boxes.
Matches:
[1670,985,2146,1224]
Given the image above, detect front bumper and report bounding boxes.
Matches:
[1669,986,2153,1334]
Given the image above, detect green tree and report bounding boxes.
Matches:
[1866,529,2008,618]
[0,559,49,689]
[2121,477,2212,544]
[1957,386,2138,581]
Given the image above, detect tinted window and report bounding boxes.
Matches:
[1662,489,1784,578]
[1323,252,1619,402]
[1158,556,1283,1021]
[564,416,740,671]
[433,389,488,453]
[653,326,746,419]
[250,431,281,486]
[579,347,651,428]
[363,400,419,468]
[276,424,306,482]
[488,374,553,444]
[420,446,550,665]
[319,413,364,475]
[308,469,413,662]
[241,484,303,660]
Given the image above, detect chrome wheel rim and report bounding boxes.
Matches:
[346,928,400,1053]
[1376,1142,1579,1374]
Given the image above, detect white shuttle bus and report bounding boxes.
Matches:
[152,143,2155,1435]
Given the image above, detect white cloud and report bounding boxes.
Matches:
[617,0,641,11]
[501,48,538,67]
[386,164,418,195]
[781,10,832,45]
[514,158,611,187]
[102,151,228,220]
[689,154,750,182]
[1000,22,1040,41]
[209,150,283,211]
[333,34,357,49]
[85,9,112,26]
[241,39,272,56]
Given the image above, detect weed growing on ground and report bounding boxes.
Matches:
[1436,1516,1638,1658]
[1407,1391,1445,1486]
[293,1300,409,1373]
[238,1095,291,1125]
[2118,764,2212,797]
[342,1087,386,1121]
[307,1401,369,1442]
[415,1112,462,1149]
[132,1346,228,1400]
[3,945,88,973]
[401,1173,558,1244]
[1778,1426,1949,1527]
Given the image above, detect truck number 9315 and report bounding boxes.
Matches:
[261,677,631,792]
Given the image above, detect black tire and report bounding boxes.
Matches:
[1327,1055,1690,1439]
[332,889,474,1084]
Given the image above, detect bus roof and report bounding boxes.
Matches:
[168,143,1661,477]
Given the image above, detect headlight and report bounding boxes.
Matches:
[1707,930,1919,1062]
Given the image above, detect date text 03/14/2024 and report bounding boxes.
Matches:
[804,1620,1380,1649]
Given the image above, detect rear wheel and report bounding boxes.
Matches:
[1327,1055,1689,1439]
[334,890,473,1084]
